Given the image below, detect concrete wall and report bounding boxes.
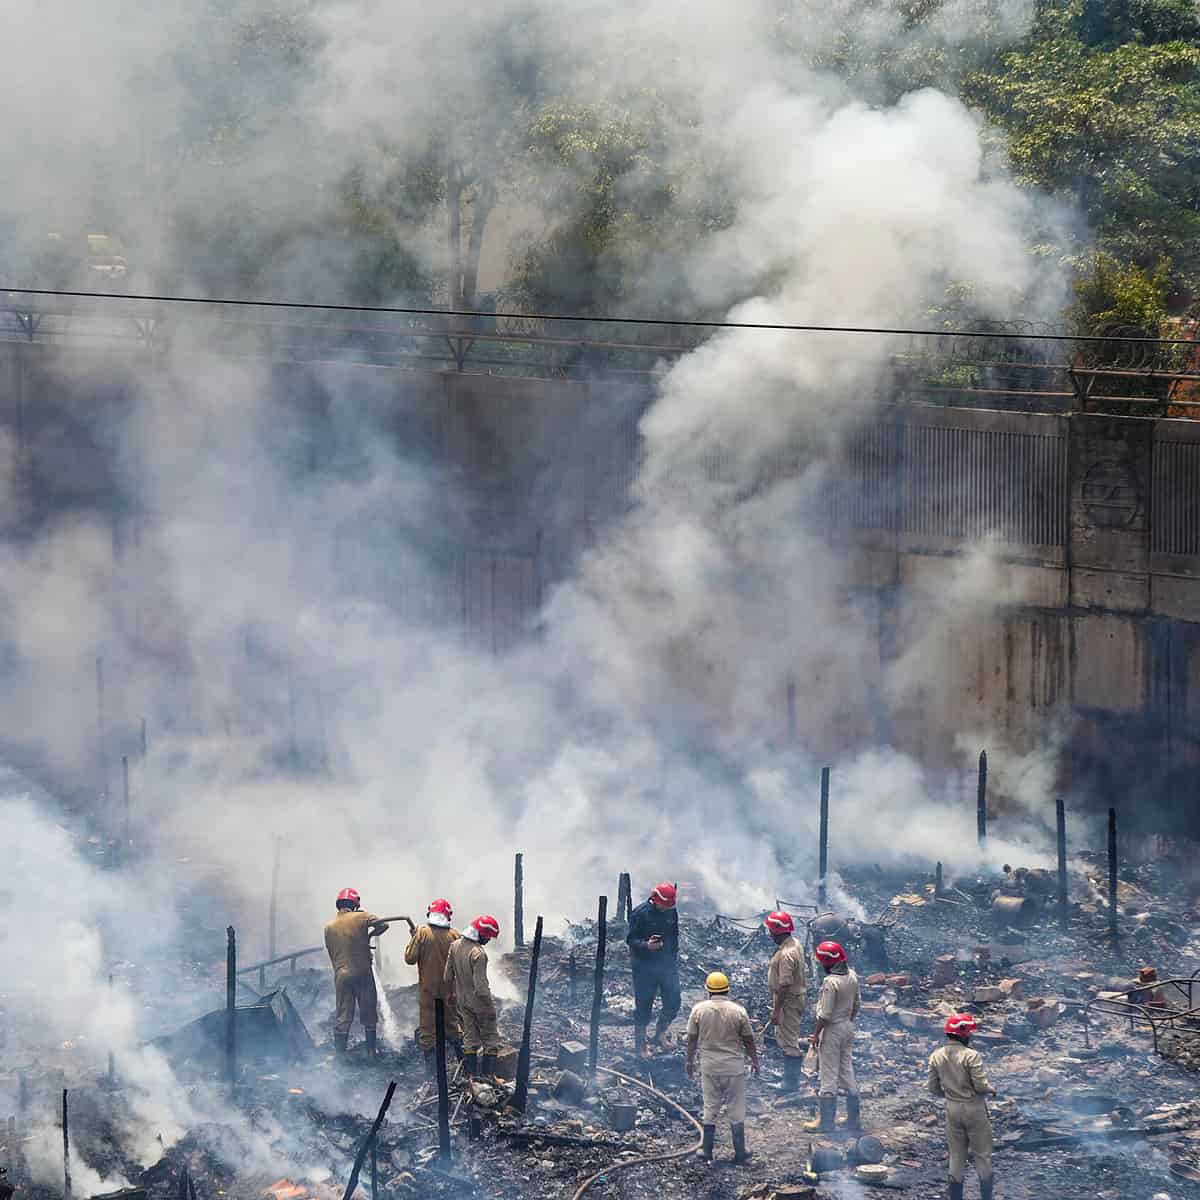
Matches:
[2,342,1199,828]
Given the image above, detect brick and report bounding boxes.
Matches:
[999,978,1024,999]
[971,986,1006,1003]
[558,1041,588,1073]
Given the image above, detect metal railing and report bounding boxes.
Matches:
[3,299,1199,411]
[1080,976,1200,1054]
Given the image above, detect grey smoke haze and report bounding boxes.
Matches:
[0,0,1083,1186]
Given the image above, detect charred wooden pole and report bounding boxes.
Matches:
[977,751,988,847]
[615,873,630,923]
[1108,807,1119,941]
[269,838,281,960]
[1056,798,1069,930]
[934,861,944,898]
[226,926,237,1089]
[62,1090,71,1200]
[568,952,578,1005]
[514,915,544,1113]
[818,767,830,908]
[588,896,608,1077]
[514,853,525,949]
[342,1081,397,1200]
[434,1000,451,1165]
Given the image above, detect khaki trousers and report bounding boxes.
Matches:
[334,970,378,1036]
[700,1070,747,1124]
[775,991,806,1057]
[417,987,462,1051]
[817,1020,857,1096]
[946,1098,993,1184]
[460,1000,503,1054]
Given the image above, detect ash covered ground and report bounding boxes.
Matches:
[3,850,1199,1200]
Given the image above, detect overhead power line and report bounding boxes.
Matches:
[2,285,1198,346]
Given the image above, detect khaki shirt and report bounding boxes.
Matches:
[768,936,807,1000]
[815,967,860,1023]
[928,1041,991,1102]
[444,937,492,1008]
[324,911,380,975]
[687,996,753,1075]
[404,924,460,995]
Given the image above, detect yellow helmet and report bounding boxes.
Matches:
[706,971,730,995]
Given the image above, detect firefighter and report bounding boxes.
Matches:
[626,882,680,1057]
[443,914,503,1077]
[323,888,390,1058]
[764,910,807,1092]
[403,899,462,1075]
[928,1013,996,1200]
[804,940,861,1132]
[686,971,760,1165]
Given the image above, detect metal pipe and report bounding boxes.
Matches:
[1108,807,1119,941]
[514,915,544,1112]
[122,755,131,859]
[269,838,281,960]
[435,1001,451,1165]
[226,926,237,1088]
[588,896,608,1076]
[977,750,988,846]
[818,767,830,907]
[1056,798,1069,929]
[62,1090,71,1200]
[514,853,525,949]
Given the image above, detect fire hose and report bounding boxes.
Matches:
[570,1066,704,1199]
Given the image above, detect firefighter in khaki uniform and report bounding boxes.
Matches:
[686,971,760,1165]
[763,910,807,1092]
[403,898,462,1076]
[804,940,862,1132]
[443,914,503,1077]
[929,1014,996,1200]
[324,887,390,1058]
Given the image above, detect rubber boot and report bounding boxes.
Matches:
[652,1017,672,1049]
[364,1030,378,1060]
[696,1125,715,1162]
[334,1033,348,1056]
[804,1095,837,1132]
[634,1024,650,1059]
[979,1180,994,1200]
[949,1183,964,1200]
[451,1038,465,1061]
[480,1052,497,1078]
[731,1124,752,1165]
[782,1056,801,1093]
[423,1049,436,1078]
[841,1093,863,1131]
[462,1051,479,1078]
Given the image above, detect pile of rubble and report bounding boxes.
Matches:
[2,851,1198,1200]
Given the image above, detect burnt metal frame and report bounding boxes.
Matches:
[1080,976,1200,1054]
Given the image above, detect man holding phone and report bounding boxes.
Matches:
[626,882,680,1057]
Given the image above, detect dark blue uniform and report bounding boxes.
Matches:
[626,899,681,1027]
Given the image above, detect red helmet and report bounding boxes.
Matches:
[815,941,847,966]
[650,883,677,908]
[764,910,795,935]
[427,898,453,927]
[471,915,501,941]
[337,887,361,907]
[945,1013,978,1038]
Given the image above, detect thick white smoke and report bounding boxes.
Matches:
[0,0,1079,1186]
